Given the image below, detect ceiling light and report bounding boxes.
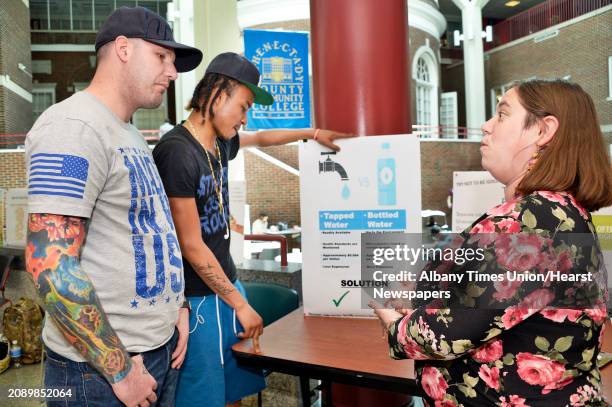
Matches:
[505,1,520,6]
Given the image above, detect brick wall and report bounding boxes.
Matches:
[0,0,33,133]
[0,151,26,189]
[420,140,483,217]
[441,9,611,129]
[245,145,301,227]
[0,87,33,134]
[32,50,97,103]
[31,32,98,105]
[484,9,611,126]
[244,140,483,229]
[441,63,466,127]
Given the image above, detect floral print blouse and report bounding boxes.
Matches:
[388,191,609,407]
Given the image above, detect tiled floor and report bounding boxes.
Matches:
[1,268,46,406]
[0,362,45,406]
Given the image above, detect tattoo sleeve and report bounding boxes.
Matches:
[25,213,132,384]
[192,261,236,296]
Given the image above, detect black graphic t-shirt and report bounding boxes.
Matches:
[153,124,240,297]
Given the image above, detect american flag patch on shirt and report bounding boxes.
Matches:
[28,153,89,199]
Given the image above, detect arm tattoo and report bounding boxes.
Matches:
[25,214,131,384]
[193,262,236,296]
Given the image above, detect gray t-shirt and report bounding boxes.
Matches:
[26,91,184,361]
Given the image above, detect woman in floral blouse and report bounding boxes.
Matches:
[373,80,612,406]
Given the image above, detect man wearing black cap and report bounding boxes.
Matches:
[153,52,351,406]
[25,6,201,407]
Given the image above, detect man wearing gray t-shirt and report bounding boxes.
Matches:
[25,7,201,407]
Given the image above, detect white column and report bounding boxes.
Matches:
[168,0,196,124]
[453,0,489,138]
[194,0,243,181]
[194,0,242,77]
[169,0,245,181]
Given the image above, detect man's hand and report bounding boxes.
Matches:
[171,308,189,369]
[111,355,157,407]
[314,130,355,152]
[235,302,264,354]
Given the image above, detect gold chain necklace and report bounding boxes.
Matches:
[183,119,229,239]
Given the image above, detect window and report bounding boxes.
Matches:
[30,0,49,30]
[440,92,458,138]
[139,1,160,14]
[416,58,432,127]
[412,46,439,136]
[116,0,137,8]
[132,93,168,133]
[32,84,56,122]
[49,0,71,30]
[31,1,171,32]
[94,0,113,29]
[32,60,52,75]
[72,0,94,30]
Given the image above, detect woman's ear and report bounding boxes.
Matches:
[537,115,559,147]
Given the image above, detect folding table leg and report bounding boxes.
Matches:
[299,376,311,406]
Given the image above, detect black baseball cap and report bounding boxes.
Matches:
[206,52,274,106]
[95,6,202,73]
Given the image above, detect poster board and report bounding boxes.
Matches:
[299,135,421,316]
[5,188,28,247]
[592,206,612,289]
[452,171,504,232]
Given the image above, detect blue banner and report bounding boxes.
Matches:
[243,29,311,130]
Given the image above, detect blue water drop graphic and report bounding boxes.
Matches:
[342,183,351,200]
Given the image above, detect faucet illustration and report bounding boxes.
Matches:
[319,152,349,180]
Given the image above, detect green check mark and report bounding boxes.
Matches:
[332,290,350,307]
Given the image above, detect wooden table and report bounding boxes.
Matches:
[232,308,419,405]
[234,310,612,406]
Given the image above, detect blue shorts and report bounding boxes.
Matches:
[175,280,266,406]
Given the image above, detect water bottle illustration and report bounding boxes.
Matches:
[377,143,396,206]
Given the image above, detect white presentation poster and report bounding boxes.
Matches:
[6,188,28,247]
[452,171,504,232]
[299,135,422,316]
[229,181,246,266]
[592,206,612,288]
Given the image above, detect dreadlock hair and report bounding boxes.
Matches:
[187,73,239,122]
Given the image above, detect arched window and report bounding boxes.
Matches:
[416,57,433,126]
[412,46,439,134]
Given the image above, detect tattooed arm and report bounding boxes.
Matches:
[26,213,157,406]
[168,197,264,351]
